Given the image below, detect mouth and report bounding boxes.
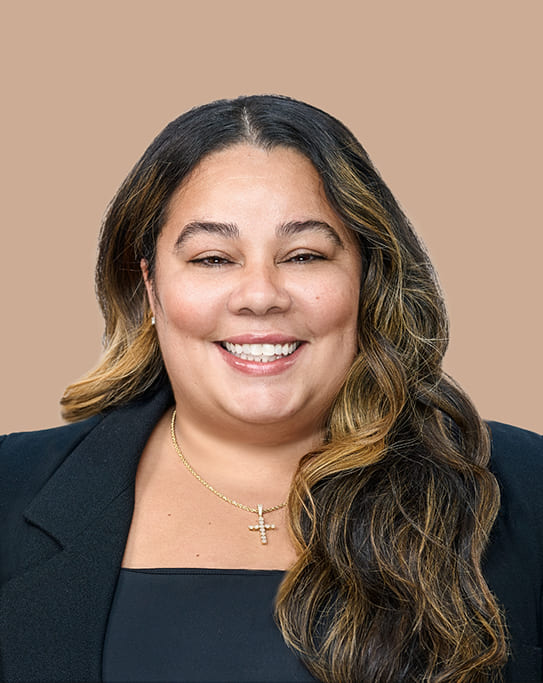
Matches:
[219,341,303,363]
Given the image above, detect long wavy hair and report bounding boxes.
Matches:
[61,95,507,682]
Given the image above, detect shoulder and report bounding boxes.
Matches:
[0,384,174,516]
[483,423,543,669]
[484,419,542,578]
[0,416,103,508]
[486,421,543,516]
[0,416,103,467]
[487,420,542,465]
[0,416,106,584]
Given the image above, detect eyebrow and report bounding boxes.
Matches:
[173,219,345,250]
[174,221,238,250]
[277,220,344,247]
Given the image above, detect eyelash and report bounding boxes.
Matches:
[286,252,325,263]
[189,252,326,267]
[190,256,232,267]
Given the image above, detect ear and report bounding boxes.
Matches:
[140,258,156,317]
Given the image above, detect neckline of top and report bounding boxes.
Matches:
[120,567,287,576]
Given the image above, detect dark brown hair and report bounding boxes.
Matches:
[62,95,507,682]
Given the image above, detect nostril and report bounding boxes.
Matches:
[227,278,292,316]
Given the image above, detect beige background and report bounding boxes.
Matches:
[1,1,541,434]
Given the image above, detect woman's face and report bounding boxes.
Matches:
[143,144,361,439]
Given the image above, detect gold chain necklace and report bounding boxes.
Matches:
[169,409,287,545]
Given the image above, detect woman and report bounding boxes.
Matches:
[0,95,541,683]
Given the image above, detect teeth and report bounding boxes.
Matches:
[224,341,300,361]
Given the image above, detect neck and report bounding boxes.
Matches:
[165,407,322,507]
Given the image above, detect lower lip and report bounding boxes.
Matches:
[216,343,305,376]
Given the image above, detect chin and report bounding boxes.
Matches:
[231,408,298,426]
[224,399,308,428]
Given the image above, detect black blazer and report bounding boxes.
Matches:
[1,386,541,682]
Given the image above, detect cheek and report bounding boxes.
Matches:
[158,282,223,336]
[307,279,359,337]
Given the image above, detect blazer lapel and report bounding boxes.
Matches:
[0,385,173,683]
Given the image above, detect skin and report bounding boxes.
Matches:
[123,144,362,569]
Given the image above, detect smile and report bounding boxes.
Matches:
[220,341,302,362]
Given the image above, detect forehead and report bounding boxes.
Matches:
[165,143,342,229]
[180,143,321,189]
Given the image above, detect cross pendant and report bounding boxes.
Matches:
[248,504,276,545]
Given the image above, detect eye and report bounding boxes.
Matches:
[285,252,326,264]
[189,255,233,267]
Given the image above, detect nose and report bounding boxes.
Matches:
[227,261,292,316]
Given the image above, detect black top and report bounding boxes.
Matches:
[102,568,318,683]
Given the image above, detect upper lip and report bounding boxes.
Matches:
[218,333,303,344]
